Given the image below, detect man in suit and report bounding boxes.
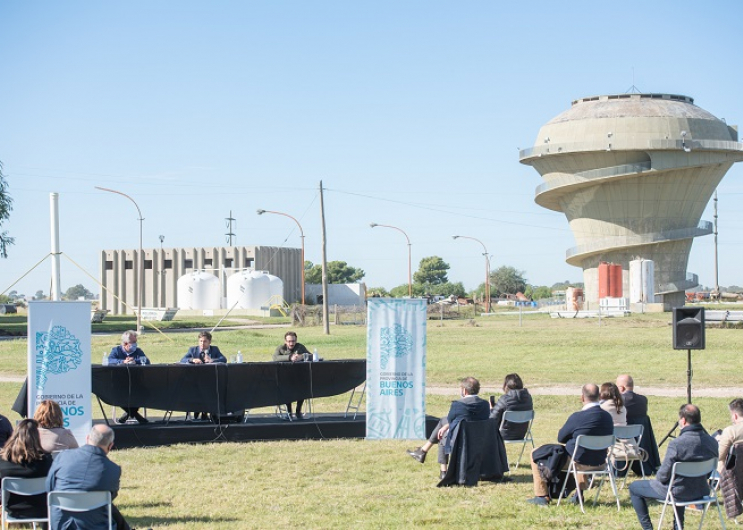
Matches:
[273,331,311,419]
[617,374,648,421]
[407,376,490,479]
[527,383,614,505]
[47,424,151,530]
[108,330,150,424]
[629,404,718,529]
[180,331,227,364]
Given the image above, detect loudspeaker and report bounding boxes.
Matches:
[673,307,705,350]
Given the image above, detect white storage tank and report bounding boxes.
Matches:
[629,259,656,303]
[227,269,271,309]
[177,271,221,310]
[263,270,284,301]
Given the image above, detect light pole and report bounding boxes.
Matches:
[95,186,144,332]
[370,223,412,297]
[257,209,305,305]
[453,235,491,313]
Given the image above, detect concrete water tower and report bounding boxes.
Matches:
[520,93,743,308]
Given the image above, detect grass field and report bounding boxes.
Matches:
[0,311,738,528]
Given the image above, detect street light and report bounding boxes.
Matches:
[452,235,491,313]
[257,209,305,305]
[95,186,144,332]
[370,223,412,297]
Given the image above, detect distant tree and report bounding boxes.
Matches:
[34,290,45,300]
[63,284,94,300]
[726,285,743,294]
[367,286,390,297]
[490,266,527,296]
[0,162,13,258]
[426,281,466,298]
[413,256,450,286]
[529,285,553,300]
[551,280,583,290]
[389,283,425,298]
[7,290,18,300]
[305,261,365,284]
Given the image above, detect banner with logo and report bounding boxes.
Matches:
[366,298,426,439]
[28,301,92,446]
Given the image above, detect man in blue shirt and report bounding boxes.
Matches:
[107,330,150,424]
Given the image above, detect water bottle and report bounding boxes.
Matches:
[312,348,319,362]
[236,350,243,363]
[102,353,109,366]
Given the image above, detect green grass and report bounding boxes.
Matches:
[1,312,738,528]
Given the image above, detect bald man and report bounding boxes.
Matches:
[617,374,648,421]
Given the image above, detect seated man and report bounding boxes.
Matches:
[272,331,311,419]
[528,383,613,506]
[717,398,743,473]
[629,404,718,530]
[407,376,490,479]
[617,374,648,421]
[107,330,150,424]
[617,373,661,474]
[490,373,533,440]
[180,331,227,420]
[47,424,151,530]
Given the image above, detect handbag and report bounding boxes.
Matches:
[610,439,648,471]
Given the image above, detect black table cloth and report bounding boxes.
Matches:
[91,360,366,415]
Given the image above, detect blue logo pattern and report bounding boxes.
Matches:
[379,323,413,370]
[35,325,83,387]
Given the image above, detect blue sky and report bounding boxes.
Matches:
[1,1,742,297]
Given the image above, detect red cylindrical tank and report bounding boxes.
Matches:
[598,262,610,298]
[609,263,623,298]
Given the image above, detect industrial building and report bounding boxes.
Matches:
[99,245,302,314]
[520,93,743,308]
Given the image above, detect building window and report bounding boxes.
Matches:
[163,260,173,269]
[204,259,213,267]
[125,261,133,270]
[144,260,153,270]
[184,259,193,269]
[105,261,113,270]
[245,258,254,267]
[224,258,233,268]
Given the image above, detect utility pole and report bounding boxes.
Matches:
[225,211,236,246]
[319,181,330,334]
[714,191,719,298]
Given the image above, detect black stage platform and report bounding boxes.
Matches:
[107,413,441,449]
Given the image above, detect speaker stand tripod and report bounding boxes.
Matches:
[659,348,692,447]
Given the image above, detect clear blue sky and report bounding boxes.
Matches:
[1,1,742,297]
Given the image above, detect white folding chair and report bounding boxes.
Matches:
[48,490,113,530]
[556,434,620,513]
[657,457,726,530]
[612,424,645,488]
[499,409,535,470]
[1,476,49,529]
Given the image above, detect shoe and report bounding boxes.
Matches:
[295,411,304,420]
[527,496,550,506]
[407,447,427,464]
[440,471,447,479]
[133,412,149,424]
[569,493,581,505]
[117,413,129,424]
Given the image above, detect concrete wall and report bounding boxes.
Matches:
[305,283,366,306]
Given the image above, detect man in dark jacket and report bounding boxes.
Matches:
[617,374,649,420]
[629,403,718,529]
[490,373,533,440]
[407,376,490,478]
[527,383,613,505]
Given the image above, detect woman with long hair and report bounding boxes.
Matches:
[489,373,534,440]
[33,399,79,453]
[0,419,54,521]
[600,382,627,425]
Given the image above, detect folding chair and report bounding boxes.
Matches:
[276,399,313,421]
[556,434,620,513]
[657,457,726,530]
[612,424,645,488]
[48,490,113,530]
[1,476,49,529]
[499,409,535,470]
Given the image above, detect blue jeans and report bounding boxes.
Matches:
[629,480,684,529]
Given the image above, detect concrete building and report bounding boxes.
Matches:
[100,245,302,314]
[520,93,743,309]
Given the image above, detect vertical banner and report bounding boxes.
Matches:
[28,301,92,446]
[366,298,426,439]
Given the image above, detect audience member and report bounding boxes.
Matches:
[527,383,613,506]
[180,331,226,364]
[0,419,53,521]
[108,330,150,424]
[33,399,79,453]
[47,424,150,530]
[407,376,490,479]
[617,374,648,421]
[629,404,717,530]
[0,409,12,447]
[717,398,743,473]
[489,373,534,440]
[273,331,311,419]
[617,373,662,475]
[599,382,627,426]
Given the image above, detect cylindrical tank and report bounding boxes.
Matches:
[598,262,610,299]
[610,263,623,298]
[629,259,656,303]
[262,271,284,300]
[565,287,584,311]
[227,269,271,309]
[177,271,221,309]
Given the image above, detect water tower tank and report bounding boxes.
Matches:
[262,271,284,300]
[227,270,271,309]
[630,259,656,303]
[177,271,221,310]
